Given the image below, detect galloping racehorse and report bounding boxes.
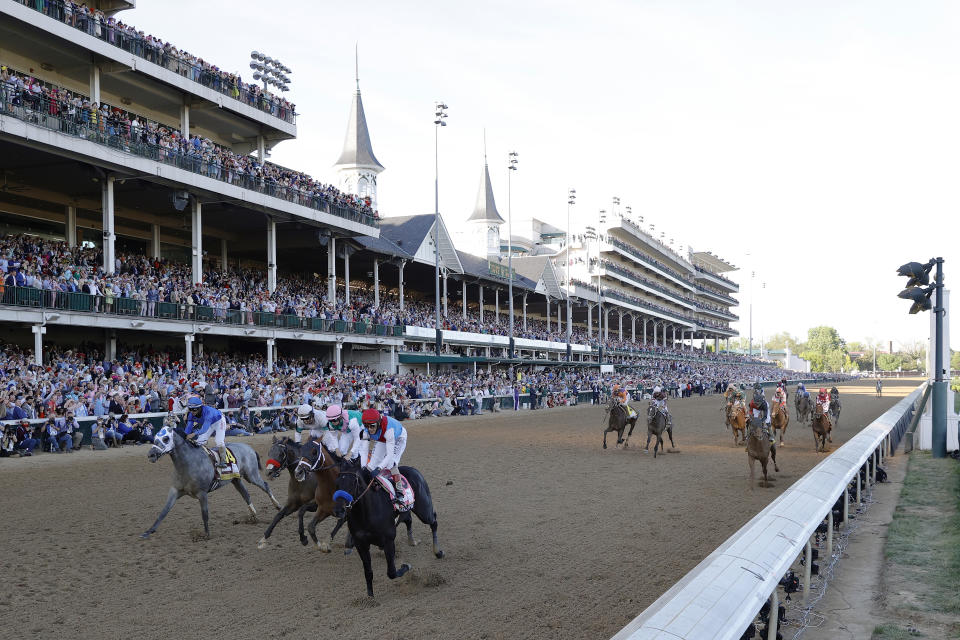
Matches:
[646,406,675,458]
[142,426,280,539]
[258,436,317,549]
[746,417,779,488]
[771,403,790,445]
[795,393,813,423]
[602,401,638,449]
[726,404,747,446]
[331,458,444,597]
[812,406,833,452]
[294,440,347,552]
[829,388,842,428]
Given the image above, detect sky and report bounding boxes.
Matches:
[128,0,960,350]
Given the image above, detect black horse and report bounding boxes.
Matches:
[330,457,444,597]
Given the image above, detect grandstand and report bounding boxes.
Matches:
[0,0,739,374]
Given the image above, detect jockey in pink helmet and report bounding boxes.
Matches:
[322,405,363,460]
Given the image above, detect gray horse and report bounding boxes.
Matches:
[142,426,281,539]
[645,407,675,458]
[795,393,813,423]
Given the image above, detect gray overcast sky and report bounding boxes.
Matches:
[129,1,960,349]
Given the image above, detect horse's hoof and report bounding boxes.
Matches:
[623,442,629,449]
[299,536,308,546]
[602,444,607,449]
[344,548,353,556]
[398,563,411,577]
[407,538,419,547]
[317,541,331,553]
[435,550,445,559]
[257,537,267,550]
[140,532,151,540]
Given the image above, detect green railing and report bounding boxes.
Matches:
[0,286,402,338]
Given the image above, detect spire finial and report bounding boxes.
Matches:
[355,43,359,91]
[483,128,487,164]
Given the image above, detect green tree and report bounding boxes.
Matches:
[877,353,902,371]
[951,350,960,372]
[764,331,802,353]
[807,326,845,354]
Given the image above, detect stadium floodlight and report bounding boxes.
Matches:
[897,256,946,457]
[433,101,449,356]
[897,260,934,287]
[250,51,260,59]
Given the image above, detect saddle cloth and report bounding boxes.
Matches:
[374,473,415,513]
[204,446,240,481]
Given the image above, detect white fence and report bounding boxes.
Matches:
[610,383,924,640]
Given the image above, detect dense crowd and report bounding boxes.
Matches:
[12,0,295,123]
[0,341,842,459]
[0,66,375,222]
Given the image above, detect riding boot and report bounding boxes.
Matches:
[392,478,405,504]
[217,446,230,471]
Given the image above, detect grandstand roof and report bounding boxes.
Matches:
[467,163,505,224]
[334,89,384,171]
[379,214,463,273]
[511,256,566,299]
[456,251,538,290]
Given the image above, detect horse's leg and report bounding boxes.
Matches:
[355,542,376,598]
[312,506,333,552]
[667,426,676,449]
[329,515,349,551]
[307,512,320,547]
[252,473,281,510]
[141,487,182,539]
[771,445,779,473]
[198,492,210,538]
[298,502,317,546]
[398,511,417,547]
[748,456,756,490]
[761,460,769,488]
[430,510,443,558]
[383,536,411,582]
[603,429,608,450]
[232,478,257,521]
[645,430,653,452]
[258,503,292,549]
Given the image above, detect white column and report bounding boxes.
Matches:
[462,281,467,319]
[546,296,551,332]
[631,315,636,342]
[442,270,448,317]
[327,235,337,302]
[643,319,647,344]
[150,223,161,259]
[495,289,500,318]
[184,334,194,373]
[344,246,351,305]
[89,64,100,105]
[180,101,190,138]
[266,218,277,293]
[390,344,396,373]
[257,134,266,161]
[557,301,561,331]
[190,197,202,285]
[32,324,45,366]
[479,286,484,323]
[618,312,623,339]
[714,337,719,352]
[335,342,343,371]
[672,326,676,347]
[603,309,609,339]
[219,237,227,271]
[662,323,667,347]
[102,175,115,274]
[65,206,77,248]
[652,322,657,345]
[523,292,528,330]
[266,338,275,373]
[373,259,380,308]
[398,261,405,311]
[587,305,593,337]
[702,336,707,352]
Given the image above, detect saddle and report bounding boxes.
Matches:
[203,446,240,481]
[374,473,415,513]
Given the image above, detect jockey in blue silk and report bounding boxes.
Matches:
[354,408,407,504]
[184,397,229,470]
[796,382,809,398]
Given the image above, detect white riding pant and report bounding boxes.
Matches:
[194,417,227,448]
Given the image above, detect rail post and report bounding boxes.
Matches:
[767,590,779,640]
[803,539,812,604]
[827,511,834,557]
[843,487,849,528]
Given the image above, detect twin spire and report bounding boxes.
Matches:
[333,46,383,172]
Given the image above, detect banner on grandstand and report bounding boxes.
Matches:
[488,261,515,280]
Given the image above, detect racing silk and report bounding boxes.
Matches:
[184,405,224,436]
[355,415,407,471]
[749,398,770,424]
[325,409,363,459]
[817,396,831,414]
[294,409,327,443]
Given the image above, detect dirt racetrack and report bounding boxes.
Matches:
[1,378,917,640]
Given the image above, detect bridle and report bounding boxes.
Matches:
[333,469,376,512]
[295,440,337,476]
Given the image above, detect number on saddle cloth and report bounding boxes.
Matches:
[376,474,415,513]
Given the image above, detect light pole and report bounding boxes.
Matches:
[433,102,448,356]
[566,188,576,361]
[249,52,292,94]
[597,208,606,363]
[507,151,518,359]
[897,258,946,457]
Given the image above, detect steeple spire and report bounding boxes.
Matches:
[467,155,504,224]
[333,50,384,211]
[355,43,359,91]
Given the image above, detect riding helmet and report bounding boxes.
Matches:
[325,405,343,421]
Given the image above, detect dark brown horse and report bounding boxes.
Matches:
[746,418,779,488]
[771,404,790,445]
[812,406,833,453]
[258,436,317,549]
[602,402,638,449]
[293,440,346,552]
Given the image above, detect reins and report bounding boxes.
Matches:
[337,470,377,509]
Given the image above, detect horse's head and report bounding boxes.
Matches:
[294,440,325,482]
[265,436,296,480]
[332,458,365,519]
[148,426,176,462]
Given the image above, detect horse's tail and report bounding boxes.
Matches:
[255,449,263,471]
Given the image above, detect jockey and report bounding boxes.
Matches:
[648,386,673,429]
[184,396,229,470]
[748,388,774,442]
[323,405,363,460]
[724,383,738,414]
[796,382,809,399]
[817,388,831,423]
[294,403,327,444]
[772,385,788,412]
[355,408,407,504]
[612,384,637,419]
